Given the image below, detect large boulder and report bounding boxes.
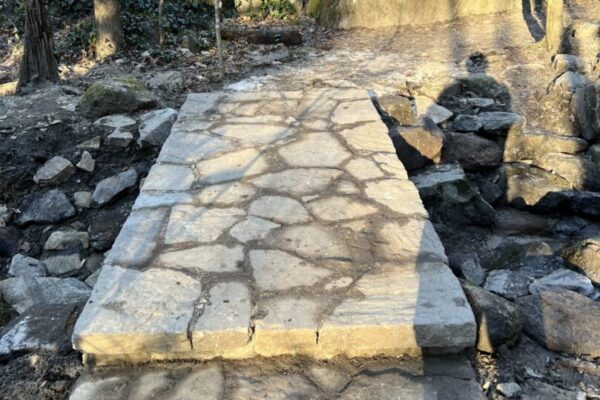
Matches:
[462,283,523,353]
[503,118,588,162]
[411,163,495,226]
[567,21,600,65]
[393,117,445,171]
[517,289,600,357]
[534,153,600,191]
[503,163,572,208]
[443,131,502,171]
[79,78,159,119]
[562,238,600,283]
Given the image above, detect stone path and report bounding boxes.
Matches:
[70,354,485,399]
[72,89,475,365]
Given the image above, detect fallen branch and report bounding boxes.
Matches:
[221,26,303,46]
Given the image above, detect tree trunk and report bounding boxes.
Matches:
[214,0,225,78]
[545,0,564,54]
[158,0,165,47]
[94,0,123,59]
[17,0,59,92]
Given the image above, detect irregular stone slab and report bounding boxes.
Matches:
[105,208,168,267]
[16,190,76,225]
[307,196,378,221]
[484,270,530,300]
[504,163,572,207]
[279,132,351,167]
[365,180,427,217]
[332,99,381,125]
[249,195,312,224]
[142,164,195,191]
[165,206,245,245]
[0,276,90,313]
[33,156,75,185]
[212,124,294,145]
[158,244,244,273]
[8,254,47,277]
[378,94,415,126]
[229,217,280,243]
[535,153,600,191]
[373,153,409,178]
[375,219,447,263]
[267,223,350,260]
[504,123,588,162]
[395,118,445,170]
[195,182,256,206]
[92,169,138,206]
[254,296,321,356]
[133,191,194,210]
[516,289,600,357]
[192,282,252,355]
[339,121,395,153]
[319,262,475,357]
[232,372,321,400]
[73,265,202,355]
[0,303,81,357]
[250,250,332,291]
[251,168,342,195]
[158,133,233,164]
[345,158,384,180]
[196,148,270,184]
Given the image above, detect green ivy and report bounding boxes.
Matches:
[259,0,297,19]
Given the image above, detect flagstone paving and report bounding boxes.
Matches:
[72,89,476,365]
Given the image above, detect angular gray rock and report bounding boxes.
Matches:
[93,114,136,129]
[44,230,89,250]
[562,238,600,283]
[415,96,453,124]
[529,269,594,295]
[443,131,502,171]
[74,191,92,208]
[16,190,76,225]
[92,169,138,206]
[517,289,600,357]
[536,190,600,217]
[448,252,486,285]
[484,269,530,300]
[0,276,91,313]
[138,108,179,147]
[411,163,495,226]
[462,283,523,353]
[43,254,83,276]
[496,382,522,398]
[33,156,75,185]
[452,114,482,132]
[76,151,96,172]
[393,117,445,171]
[572,82,600,142]
[478,112,521,134]
[79,78,159,118]
[106,128,134,147]
[0,303,81,358]
[8,255,47,277]
[146,71,184,91]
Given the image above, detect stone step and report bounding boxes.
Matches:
[69,354,485,400]
[72,89,476,365]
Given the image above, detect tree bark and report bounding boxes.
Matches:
[17,0,59,92]
[214,0,225,78]
[94,0,123,59]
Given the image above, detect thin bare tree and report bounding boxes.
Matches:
[214,0,225,78]
[17,0,60,92]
